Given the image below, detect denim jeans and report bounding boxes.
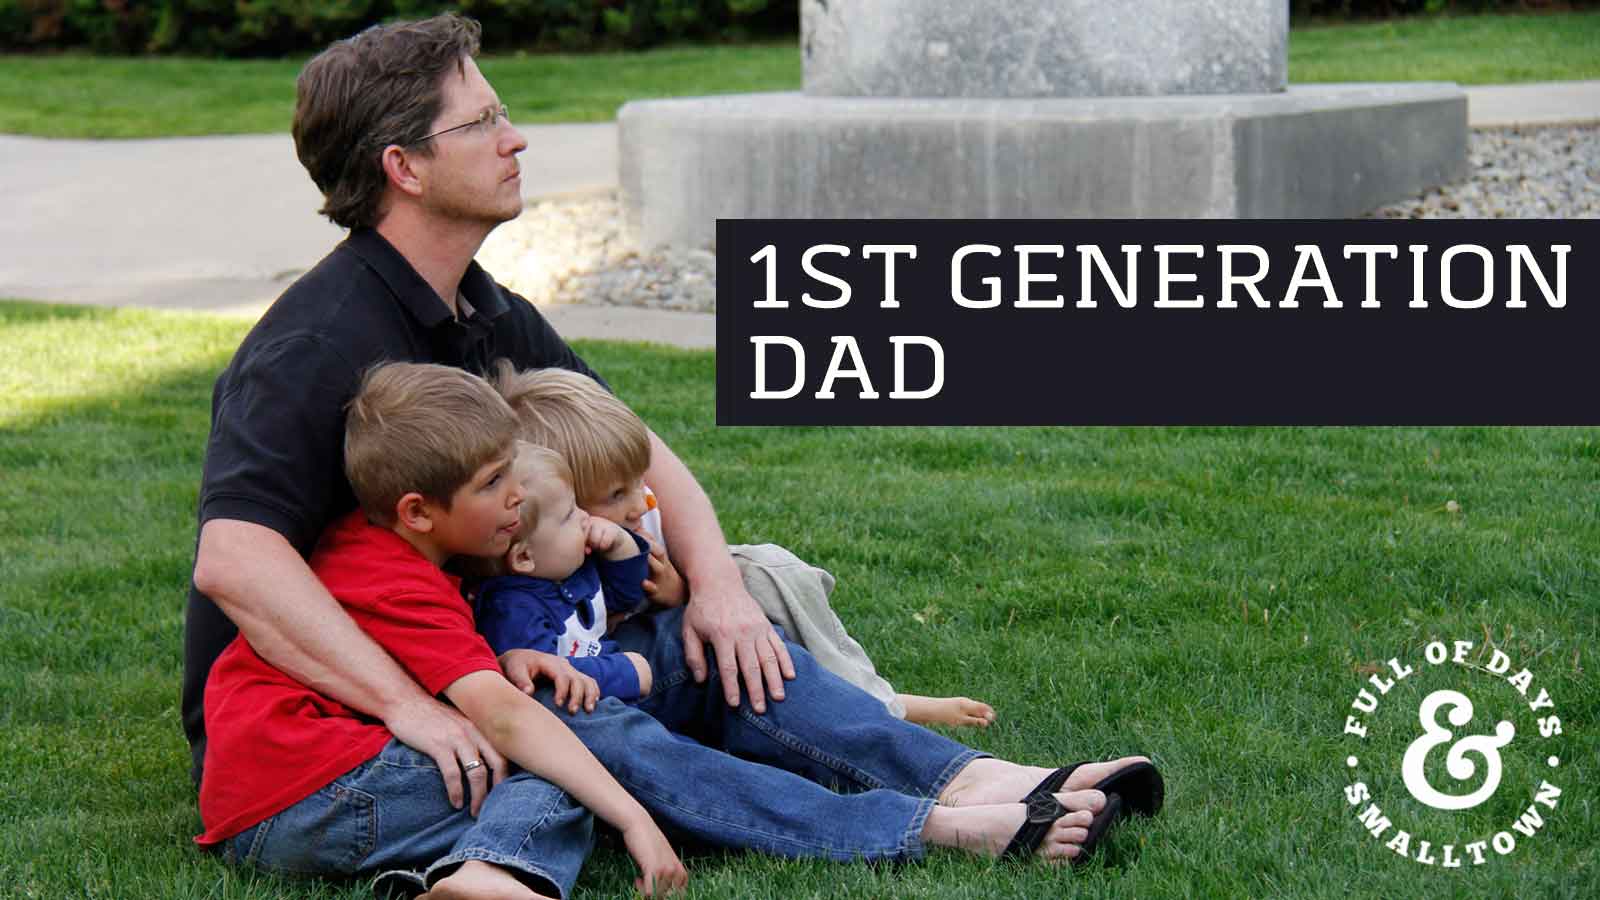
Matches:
[224,738,592,898]
[541,606,984,862]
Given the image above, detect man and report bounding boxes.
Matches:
[182,13,794,807]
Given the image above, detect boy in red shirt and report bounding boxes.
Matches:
[196,362,685,899]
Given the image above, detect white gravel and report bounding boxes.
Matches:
[478,124,1598,314]
[1372,124,1600,220]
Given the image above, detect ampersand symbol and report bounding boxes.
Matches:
[1401,689,1515,810]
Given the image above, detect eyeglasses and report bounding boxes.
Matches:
[411,104,511,145]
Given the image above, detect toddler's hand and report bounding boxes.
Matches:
[642,539,687,606]
[585,516,640,562]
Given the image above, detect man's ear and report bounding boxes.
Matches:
[506,539,537,576]
[380,144,425,199]
[395,492,435,534]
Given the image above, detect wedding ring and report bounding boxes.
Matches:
[462,759,484,772]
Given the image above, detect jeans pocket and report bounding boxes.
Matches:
[240,781,379,877]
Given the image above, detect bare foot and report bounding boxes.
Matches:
[900,694,996,728]
[939,756,1150,807]
[421,860,555,900]
[922,796,1094,865]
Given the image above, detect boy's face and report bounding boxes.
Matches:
[581,476,648,532]
[515,473,590,580]
[432,449,524,559]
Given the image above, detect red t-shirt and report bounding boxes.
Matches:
[195,510,500,846]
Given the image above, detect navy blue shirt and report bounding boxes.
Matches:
[183,228,605,786]
[473,531,651,701]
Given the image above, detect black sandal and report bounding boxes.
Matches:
[997,761,1164,864]
[1092,760,1164,819]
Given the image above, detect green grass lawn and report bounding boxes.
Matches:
[2,299,1596,898]
[2,11,1597,138]
[1289,11,1600,84]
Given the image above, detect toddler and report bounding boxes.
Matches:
[492,363,994,729]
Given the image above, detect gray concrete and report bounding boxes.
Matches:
[0,123,616,316]
[1467,80,1600,128]
[0,83,1589,346]
[803,0,1286,98]
[626,2,1467,246]
[620,84,1467,247]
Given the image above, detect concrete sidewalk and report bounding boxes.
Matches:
[1,81,1594,349]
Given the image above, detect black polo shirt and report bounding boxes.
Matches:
[182,227,604,786]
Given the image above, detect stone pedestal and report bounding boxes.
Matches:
[618,1,1468,248]
[803,0,1287,98]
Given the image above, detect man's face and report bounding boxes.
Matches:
[415,56,527,227]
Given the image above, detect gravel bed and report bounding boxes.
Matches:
[478,124,1598,314]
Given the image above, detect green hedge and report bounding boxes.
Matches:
[0,0,799,55]
[1291,0,1598,18]
[1,1,1595,55]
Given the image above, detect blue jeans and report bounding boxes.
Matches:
[542,606,984,861]
[224,738,592,898]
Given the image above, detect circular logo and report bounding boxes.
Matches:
[1339,639,1564,867]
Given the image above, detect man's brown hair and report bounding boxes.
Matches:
[292,14,481,230]
[490,362,652,504]
[345,361,518,526]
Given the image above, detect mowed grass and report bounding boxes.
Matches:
[1290,11,1600,85]
[2,298,1597,897]
[0,41,801,139]
[2,11,1598,138]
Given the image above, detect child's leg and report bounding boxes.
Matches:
[537,687,942,862]
[223,739,590,899]
[899,694,997,728]
[730,543,907,718]
[613,606,983,803]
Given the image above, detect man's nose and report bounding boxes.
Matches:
[505,125,529,155]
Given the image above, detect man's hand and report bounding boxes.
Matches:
[499,649,599,713]
[621,818,688,896]
[383,695,506,818]
[680,579,795,714]
[639,429,795,713]
[641,539,687,607]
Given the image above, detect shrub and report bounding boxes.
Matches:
[0,0,800,55]
[1289,0,1597,20]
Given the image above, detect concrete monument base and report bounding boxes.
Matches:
[618,84,1467,249]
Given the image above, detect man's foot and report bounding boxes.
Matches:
[922,797,1094,865]
[421,860,556,900]
[939,755,1151,807]
[900,694,996,728]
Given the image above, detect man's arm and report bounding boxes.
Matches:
[642,431,795,712]
[193,519,503,814]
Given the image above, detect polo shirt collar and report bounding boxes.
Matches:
[344,228,510,330]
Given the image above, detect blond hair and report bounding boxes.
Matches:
[344,362,518,527]
[508,441,573,537]
[490,362,651,503]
